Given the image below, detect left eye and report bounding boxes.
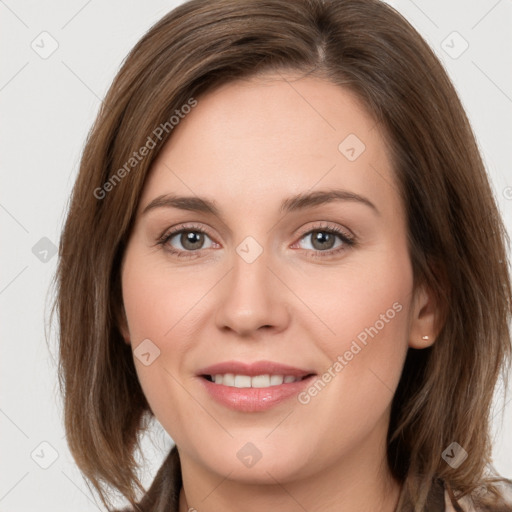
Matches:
[296,229,346,251]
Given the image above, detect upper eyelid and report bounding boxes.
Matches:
[297,222,353,238]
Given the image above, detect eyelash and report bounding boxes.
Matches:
[157,222,356,260]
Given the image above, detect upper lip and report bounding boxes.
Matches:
[197,360,316,378]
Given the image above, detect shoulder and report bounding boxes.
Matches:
[444,490,475,512]
[110,444,182,512]
[444,481,512,512]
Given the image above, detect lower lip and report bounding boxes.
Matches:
[198,375,316,412]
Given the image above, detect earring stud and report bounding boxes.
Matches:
[422,335,429,340]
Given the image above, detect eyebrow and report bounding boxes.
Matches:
[142,188,380,217]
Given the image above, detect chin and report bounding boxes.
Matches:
[193,439,311,483]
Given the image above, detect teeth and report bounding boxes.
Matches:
[234,375,252,388]
[209,374,303,388]
[252,375,271,387]
[223,373,235,386]
[270,375,283,386]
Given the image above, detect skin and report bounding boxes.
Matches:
[120,72,438,512]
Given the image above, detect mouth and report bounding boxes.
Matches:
[196,360,317,412]
[200,373,314,387]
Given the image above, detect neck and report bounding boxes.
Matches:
[177,423,402,512]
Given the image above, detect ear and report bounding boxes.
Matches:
[408,282,439,349]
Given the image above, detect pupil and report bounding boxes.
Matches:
[313,231,334,250]
[183,231,203,249]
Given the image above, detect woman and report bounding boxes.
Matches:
[54,0,512,510]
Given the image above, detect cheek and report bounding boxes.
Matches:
[288,246,413,437]
[121,248,205,344]
[295,244,413,360]
[120,246,217,431]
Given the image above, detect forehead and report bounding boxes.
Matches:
[138,73,400,220]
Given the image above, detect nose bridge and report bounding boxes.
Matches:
[215,234,288,335]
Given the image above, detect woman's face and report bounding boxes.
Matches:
[121,73,435,485]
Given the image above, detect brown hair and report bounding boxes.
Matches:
[52,0,512,510]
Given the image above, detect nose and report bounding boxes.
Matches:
[214,244,291,338]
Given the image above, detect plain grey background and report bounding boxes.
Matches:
[1,0,511,510]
